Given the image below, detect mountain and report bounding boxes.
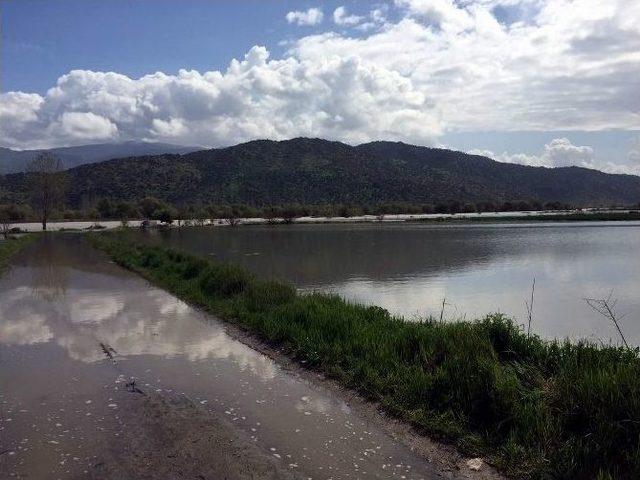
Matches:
[2,138,639,208]
[0,141,199,173]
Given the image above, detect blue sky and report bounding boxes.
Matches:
[2,0,284,92]
[1,0,639,174]
[2,0,364,93]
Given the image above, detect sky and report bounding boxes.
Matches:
[1,0,639,174]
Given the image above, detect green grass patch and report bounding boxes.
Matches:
[90,231,640,479]
[0,235,33,272]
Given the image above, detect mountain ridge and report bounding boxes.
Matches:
[2,137,639,208]
[0,141,199,173]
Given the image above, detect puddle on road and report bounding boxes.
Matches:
[0,236,440,479]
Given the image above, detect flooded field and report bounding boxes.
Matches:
[142,221,640,345]
[0,236,471,479]
[2,222,638,477]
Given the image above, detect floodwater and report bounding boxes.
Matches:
[143,221,640,345]
[0,236,447,479]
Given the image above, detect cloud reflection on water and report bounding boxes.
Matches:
[0,264,277,380]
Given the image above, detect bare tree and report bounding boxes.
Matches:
[226,216,241,227]
[27,153,66,231]
[584,292,630,348]
[264,206,281,225]
[281,206,297,224]
[194,208,208,227]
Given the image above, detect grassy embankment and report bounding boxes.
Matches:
[418,211,640,224]
[90,231,640,480]
[0,235,33,271]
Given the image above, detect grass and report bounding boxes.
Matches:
[90,231,640,479]
[417,211,640,224]
[0,235,33,271]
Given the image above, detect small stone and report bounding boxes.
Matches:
[466,458,483,471]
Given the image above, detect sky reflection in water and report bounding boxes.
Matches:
[144,222,640,345]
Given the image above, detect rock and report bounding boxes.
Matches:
[466,458,483,471]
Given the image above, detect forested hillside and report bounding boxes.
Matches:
[3,138,639,209]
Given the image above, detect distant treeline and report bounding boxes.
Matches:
[0,197,584,224]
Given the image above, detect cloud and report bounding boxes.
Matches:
[0,46,440,149]
[333,6,362,26]
[469,138,595,168]
[292,0,640,132]
[627,136,640,169]
[49,111,118,141]
[370,7,387,24]
[394,0,474,33]
[0,92,44,146]
[470,138,640,175]
[354,6,389,31]
[1,0,639,163]
[286,7,324,26]
[543,138,595,167]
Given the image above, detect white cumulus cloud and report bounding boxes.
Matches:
[0,46,440,149]
[49,111,118,142]
[333,6,362,26]
[0,92,44,146]
[543,138,594,167]
[394,0,475,33]
[470,137,640,175]
[286,7,324,26]
[470,138,595,168]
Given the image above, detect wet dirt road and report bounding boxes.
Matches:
[0,236,496,479]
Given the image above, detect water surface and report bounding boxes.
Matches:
[0,237,440,479]
[143,221,640,345]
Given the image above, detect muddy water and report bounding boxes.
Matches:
[143,221,640,345]
[0,236,450,479]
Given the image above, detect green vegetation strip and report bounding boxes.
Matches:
[90,231,640,479]
[0,235,33,272]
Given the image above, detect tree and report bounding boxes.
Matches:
[462,203,477,213]
[0,206,12,239]
[139,196,166,219]
[96,198,115,219]
[263,205,281,225]
[176,205,193,227]
[27,153,66,231]
[220,205,240,226]
[434,203,449,214]
[155,208,174,225]
[193,207,208,226]
[114,201,138,226]
[281,205,298,224]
